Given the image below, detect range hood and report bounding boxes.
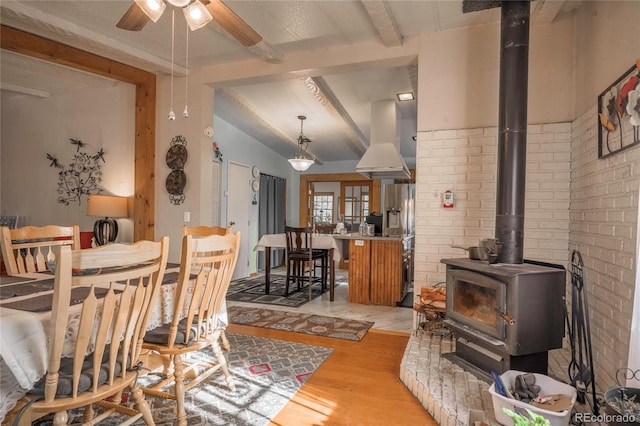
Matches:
[356,99,411,179]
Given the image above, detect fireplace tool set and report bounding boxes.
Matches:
[565,249,598,415]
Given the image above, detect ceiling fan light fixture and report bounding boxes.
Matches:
[184,1,213,31]
[167,0,191,7]
[289,115,315,172]
[134,0,166,22]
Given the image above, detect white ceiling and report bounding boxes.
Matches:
[0,0,580,164]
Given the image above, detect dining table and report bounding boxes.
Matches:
[0,264,228,422]
[253,233,343,301]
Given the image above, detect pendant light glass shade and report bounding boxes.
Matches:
[288,158,314,171]
[134,0,166,22]
[289,115,315,172]
[184,1,213,30]
[167,0,190,7]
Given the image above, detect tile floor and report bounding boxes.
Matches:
[227,267,415,333]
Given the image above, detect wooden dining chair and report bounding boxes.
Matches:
[182,224,232,352]
[0,224,81,275]
[7,237,169,426]
[284,226,327,300]
[141,231,240,426]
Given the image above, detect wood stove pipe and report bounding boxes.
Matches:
[495,1,530,264]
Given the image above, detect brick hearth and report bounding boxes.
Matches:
[400,330,579,426]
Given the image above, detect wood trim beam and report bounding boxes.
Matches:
[1,25,155,242]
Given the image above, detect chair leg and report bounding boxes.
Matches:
[131,382,156,425]
[212,340,236,391]
[322,256,327,292]
[174,354,188,426]
[285,259,291,296]
[220,330,231,352]
[308,260,313,301]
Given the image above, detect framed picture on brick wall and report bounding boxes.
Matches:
[597,61,640,159]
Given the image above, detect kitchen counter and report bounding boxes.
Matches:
[336,234,414,306]
[333,233,414,242]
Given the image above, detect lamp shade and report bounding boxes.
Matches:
[184,1,213,31]
[86,195,128,218]
[134,0,166,23]
[288,158,314,171]
[87,195,128,246]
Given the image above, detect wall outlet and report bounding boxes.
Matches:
[183,211,190,223]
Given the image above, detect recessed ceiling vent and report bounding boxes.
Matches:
[356,99,410,180]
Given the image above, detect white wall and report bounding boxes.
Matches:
[154,72,215,262]
[1,83,135,242]
[414,123,571,284]
[418,14,575,131]
[212,115,299,274]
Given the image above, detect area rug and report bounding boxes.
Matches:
[228,306,375,341]
[227,273,346,308]
[32,333,333,426]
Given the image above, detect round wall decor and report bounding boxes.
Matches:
[166,144,187,169]
[166,135,188,205]
[252,165,260,178]
[252,179,260,192]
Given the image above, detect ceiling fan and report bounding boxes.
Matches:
[117,0,262,48]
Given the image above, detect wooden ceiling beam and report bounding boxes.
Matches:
[1,25,156,242]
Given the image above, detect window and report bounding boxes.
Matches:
[313,193,334,224]
[342,183,370,230]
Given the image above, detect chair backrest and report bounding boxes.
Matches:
[0,224,81,274]
[284,226,313,254]
[166,231,240,347]
[44,237,169,402]
[181,225,231,237]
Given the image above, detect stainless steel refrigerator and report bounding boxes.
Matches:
[382,183,415,237]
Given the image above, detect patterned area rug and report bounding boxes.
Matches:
[228,306,375,341]
[32,333,333,426]
[227,273,346,308]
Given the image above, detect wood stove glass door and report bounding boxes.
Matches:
[446,269,506,340]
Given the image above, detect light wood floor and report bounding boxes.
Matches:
[227,323,436,426]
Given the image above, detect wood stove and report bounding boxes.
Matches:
[438,1,569,377]
[442,258,565,375]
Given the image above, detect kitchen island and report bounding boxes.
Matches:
[333,233,413,306]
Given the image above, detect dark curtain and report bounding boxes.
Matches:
[257,173,286,271]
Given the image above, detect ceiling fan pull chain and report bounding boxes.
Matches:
[183,25,189,119]
[168,8,176,121]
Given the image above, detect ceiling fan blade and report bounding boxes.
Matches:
[201,0,262,47]
[116,3,151,31]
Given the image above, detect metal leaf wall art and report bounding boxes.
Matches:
[46,138,106,206]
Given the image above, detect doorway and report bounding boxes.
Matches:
[227,161,250,279]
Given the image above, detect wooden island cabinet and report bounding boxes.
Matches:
[335,234,413,306]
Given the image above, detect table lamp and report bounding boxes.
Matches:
[86,194,128,245]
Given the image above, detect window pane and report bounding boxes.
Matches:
[313,193,334,223]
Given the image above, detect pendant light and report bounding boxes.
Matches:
[288,115,315,172]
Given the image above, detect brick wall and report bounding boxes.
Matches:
[414,112,639,390]
[414,122,572,286]
[570,106,639,389]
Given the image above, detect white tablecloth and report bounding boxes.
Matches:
[254,233,343,260]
